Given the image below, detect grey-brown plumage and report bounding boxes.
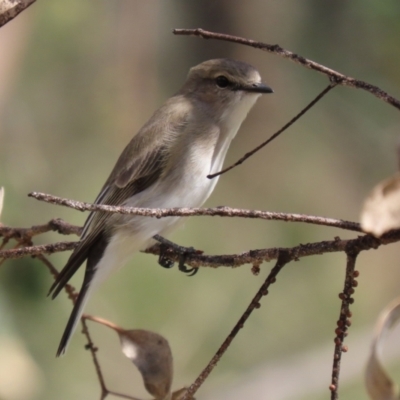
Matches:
[50,59,273,356]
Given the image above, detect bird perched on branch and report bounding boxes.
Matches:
[50,58,273,356]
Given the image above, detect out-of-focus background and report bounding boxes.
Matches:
[1,1,400,399]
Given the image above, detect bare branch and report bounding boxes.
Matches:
[183,251,291,400]
[146,230,398,269]
[80,318,110,400]
[173,28,400,111]
[0,240,77,260]
[0,0,36,28]
[0,218,81,241]
[28,192,362,232]
[2,221,399,271]
[330,248,359,399]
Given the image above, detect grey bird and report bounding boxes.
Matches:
[50,58,273,356]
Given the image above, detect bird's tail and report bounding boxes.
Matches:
[55,232,110,356]
[56,281,94,357]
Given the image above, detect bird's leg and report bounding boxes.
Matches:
[157,242,175,269]
[153,235,200,276]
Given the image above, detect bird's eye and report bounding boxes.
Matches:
[215,76,230,88]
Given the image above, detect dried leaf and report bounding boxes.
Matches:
[361,173,400,236]
[85,315,176,400]
[119,329,173,400]
[365,297,400,399]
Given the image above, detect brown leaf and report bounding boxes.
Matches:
[361,173,400,236]
[365,297,400,399]
[85,316,175,400]
[118,329,173,400]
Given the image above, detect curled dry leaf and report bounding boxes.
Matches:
[365,297,400,400]
[361,173,400,236]
[85,315,174,400]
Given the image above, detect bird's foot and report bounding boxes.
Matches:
[155,235,200,276]
[158,242,175,269]
[178,247,198,276]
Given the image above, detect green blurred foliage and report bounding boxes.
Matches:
[1,1,400,399]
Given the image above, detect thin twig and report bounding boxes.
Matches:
[0,218,80,260]
[28,192,362,232]
[182,251,292,400]
[0,0,36,28]
[80,318,110,400]
[0,240,77,260]
[173,28,400,111]
[0,218,82,240]
[207,83,336,178]
[329,248,359,399]
[84,314,124,333]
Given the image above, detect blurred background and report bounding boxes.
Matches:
[1,1,400,399]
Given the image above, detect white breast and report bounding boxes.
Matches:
[111,91,262,256]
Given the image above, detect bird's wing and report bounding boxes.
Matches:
[49,106,189,299]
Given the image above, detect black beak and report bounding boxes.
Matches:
[242,82,274,94]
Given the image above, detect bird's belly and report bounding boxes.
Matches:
[88,174,212,289]
[112,153,217,246]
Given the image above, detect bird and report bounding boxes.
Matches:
[50,58,273,356]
